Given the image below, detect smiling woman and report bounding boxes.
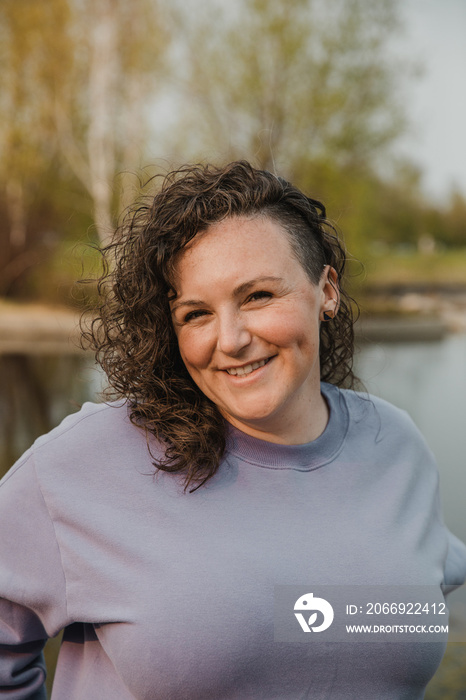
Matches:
[0,161,465,700]
[84,161,355,492]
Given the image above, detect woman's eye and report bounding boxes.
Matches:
[247,291,273,302]
[183,309,209,323]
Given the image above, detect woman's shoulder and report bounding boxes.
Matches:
[14,400,153,479]
[33,400,133,451]
[1,400,161,504]
[334,384,422,433]
[327,383,435,463]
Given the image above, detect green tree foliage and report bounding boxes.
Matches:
[0,0,77,297]
[168,0,404,170]
[0,0,465,303]
[54,0,168,244]
[422,190,466,248]
[164,0,412,255]
[0,0,167,300]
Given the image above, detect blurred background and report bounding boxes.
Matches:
[0,0,465,696]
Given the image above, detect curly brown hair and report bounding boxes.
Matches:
[83,161,359,492]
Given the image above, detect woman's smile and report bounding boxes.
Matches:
[171,215,337,444]
[223,356,273,377]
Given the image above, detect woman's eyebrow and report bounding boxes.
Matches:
[170,299,204,314]
[233,276,284,296]
[170,276,284,314]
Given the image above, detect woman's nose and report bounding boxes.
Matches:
[216,312,252,356]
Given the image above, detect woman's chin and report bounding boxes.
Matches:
[221,407,291,440]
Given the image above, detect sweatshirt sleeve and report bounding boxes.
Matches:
[0,451,68,698]
[442,530,466,596]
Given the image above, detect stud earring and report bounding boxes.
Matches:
[322,310,334,321]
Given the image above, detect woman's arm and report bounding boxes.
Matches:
[442,530,466,596]
[0,600,47,699]
[0,451,68,698]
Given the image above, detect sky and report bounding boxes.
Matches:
[397,0,466,201]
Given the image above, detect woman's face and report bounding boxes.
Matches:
[170,215,338,444]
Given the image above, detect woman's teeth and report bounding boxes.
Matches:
[226,358,269,376]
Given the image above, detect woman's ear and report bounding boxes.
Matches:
[319,265,340,321]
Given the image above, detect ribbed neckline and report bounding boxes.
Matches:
[225,382,349,470]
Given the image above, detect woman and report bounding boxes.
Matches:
[0,161,465,699]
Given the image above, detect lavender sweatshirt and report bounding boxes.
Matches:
[1,383,465,699]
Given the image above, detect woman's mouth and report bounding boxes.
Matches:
[225,357,271,377]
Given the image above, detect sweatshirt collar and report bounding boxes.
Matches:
[225,382,349,470]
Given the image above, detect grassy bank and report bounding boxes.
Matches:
[361,248,466,288]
